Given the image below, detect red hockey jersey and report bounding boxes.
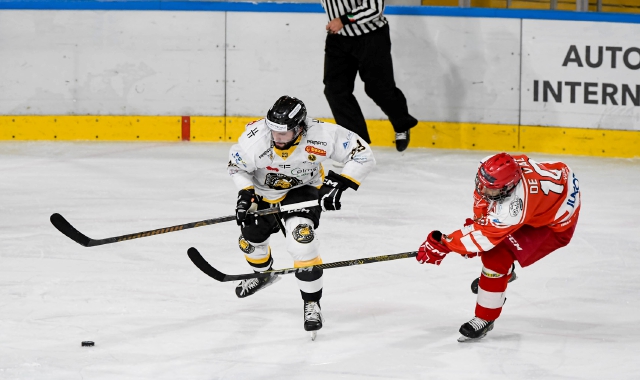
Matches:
[443,155,581,255]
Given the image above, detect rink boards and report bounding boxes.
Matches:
[0,5,638,157]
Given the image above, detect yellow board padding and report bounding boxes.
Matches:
[520,126,640,158]
[190,116,225,142]
[315,118,519,152]
[0,116,184,141]
[407,121,519,152]
[1,115,638,158]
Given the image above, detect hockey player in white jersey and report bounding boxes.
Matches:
[228,95,375,337]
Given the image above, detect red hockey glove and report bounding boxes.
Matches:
[417,231,452,265]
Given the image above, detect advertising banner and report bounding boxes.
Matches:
[521,19,640,131]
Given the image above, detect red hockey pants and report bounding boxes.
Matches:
[475,222,578,321]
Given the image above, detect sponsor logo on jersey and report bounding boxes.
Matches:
[258,148,273,160]
[567,173,579,208]
[305,146,327,156]
[308,154,317,162]
[509,198,523,217]
[292,224,315,244]
[306,139,327,146]
[266,166,279,172]
[342,141,349,149]
[349,140,366,159]
[232,152,247,168]
[279,164,291,169]
[291,167,316,176]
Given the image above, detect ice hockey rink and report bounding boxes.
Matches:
[1,141,639,379]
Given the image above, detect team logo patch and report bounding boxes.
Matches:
[509,198,523,217]
[292,224,314,244]
[265,173,302,189]
[308,154,316,162]
[238,236,255,254]
[305,146,326,156]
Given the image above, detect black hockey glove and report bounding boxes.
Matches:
[318,170,352,211]
[236,189,258,227]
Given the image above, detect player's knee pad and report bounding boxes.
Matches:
[285,217,320,263]
[238,234,272,270]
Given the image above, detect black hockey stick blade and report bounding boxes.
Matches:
[187,247,418,282]
[49,200,319,248]
[50,213,93,247]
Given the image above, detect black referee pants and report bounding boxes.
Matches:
[323,24,417,143]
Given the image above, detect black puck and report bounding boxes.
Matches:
[81,341,95,347]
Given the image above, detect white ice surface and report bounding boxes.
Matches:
[1,141,639,379]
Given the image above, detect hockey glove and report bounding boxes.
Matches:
[318,170,350,211]
[417,230,452,265]
[236,188,258,227]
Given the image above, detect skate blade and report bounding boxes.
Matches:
[310,331,317,341]
[457,333,487,343]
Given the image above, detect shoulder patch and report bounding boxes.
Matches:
[509,198,523,217]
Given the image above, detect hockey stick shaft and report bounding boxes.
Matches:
[187,247,418,282]
[50,200,319,247]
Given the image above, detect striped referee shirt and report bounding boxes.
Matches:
[321,0,388,37]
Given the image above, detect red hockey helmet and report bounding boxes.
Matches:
[475,153,522,202]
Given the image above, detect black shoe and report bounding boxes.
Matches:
[458,317,495,342]
[471,264,517,294]
[303,301,324,332]
[235,275,280,298]
[394,129,410,152]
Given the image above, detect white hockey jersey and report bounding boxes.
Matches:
[228,118,376,202]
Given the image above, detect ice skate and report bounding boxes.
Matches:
[457,317,495,342]
[235,275,280,298]
[303,301,324,341]
[471,264,517,294]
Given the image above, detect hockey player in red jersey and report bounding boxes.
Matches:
[416,152,581,342]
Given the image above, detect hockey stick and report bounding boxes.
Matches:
[50,200,319,248]
[187,247,418,282]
